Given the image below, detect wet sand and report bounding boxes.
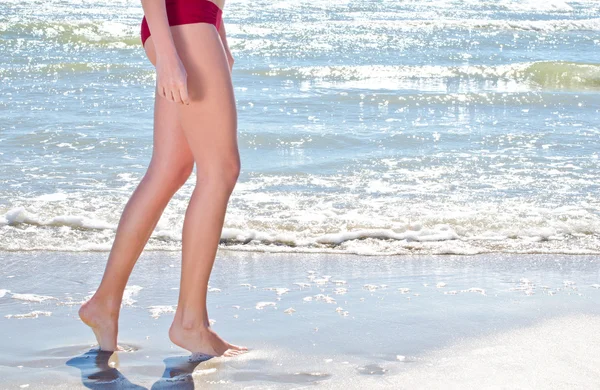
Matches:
[0,251,599,388]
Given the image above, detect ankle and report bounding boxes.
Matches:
[86,294,121,314]
[175,313,210,331]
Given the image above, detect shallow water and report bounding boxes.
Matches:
[0,251,599,388]
[1,0,600,255]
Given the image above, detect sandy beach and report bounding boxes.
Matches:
[0,250,599,389]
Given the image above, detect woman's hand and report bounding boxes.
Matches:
[155,53,190,105]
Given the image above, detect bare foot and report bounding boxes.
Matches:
[169,322,248,358]
[79,297,119,352]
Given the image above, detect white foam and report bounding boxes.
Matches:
[499,0,574,11]
[5,201,600,255]
[58,297,85,306]
[313,278,330,285]
[264,287,290,296]
[255,301,277,310]
[0,289,10,298]
[293,282,311,288]
[11,293,56,303]
[317,228,460,245]
[313,294,336,304]
[4,207,114,230]
[5,311,52,319]
[463,287,486,295]
[122,285,143,306]
[4,153,600,256]
[33,192,68,201]
[147,305,176,319]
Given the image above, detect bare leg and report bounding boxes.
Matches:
[162,23,247,357]
[79,78,195,351]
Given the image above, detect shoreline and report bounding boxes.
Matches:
[2,245,600,256]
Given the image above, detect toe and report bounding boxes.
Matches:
[223,349,248,357]
[228,343,248,351]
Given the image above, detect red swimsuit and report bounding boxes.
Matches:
[141,0,223,47]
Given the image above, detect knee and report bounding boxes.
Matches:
[176,162,195,188]
[197,156,240,191]
[147,161,194,191]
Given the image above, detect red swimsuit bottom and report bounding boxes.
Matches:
[141,0,223,47]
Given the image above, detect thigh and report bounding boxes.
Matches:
[143,37,195,174]
[169,23,239,174]
[150,93,195,174]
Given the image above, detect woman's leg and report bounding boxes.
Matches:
[163,23,247,357]
[79,78,195,351]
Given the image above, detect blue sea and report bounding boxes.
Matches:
[1,0,599,255]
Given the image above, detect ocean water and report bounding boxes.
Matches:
[1,0,600,255]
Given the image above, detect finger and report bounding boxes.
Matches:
[173,84,184,104]
[172,86,181,103]
[179,84,190,105]
[167,87,177,103]
[160,85,167,99]
[170,88,178,103]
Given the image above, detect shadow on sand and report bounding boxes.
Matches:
[66,348,147,389]
[150,355,213,390]
[67,349,213,389]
